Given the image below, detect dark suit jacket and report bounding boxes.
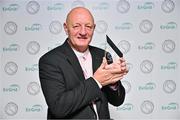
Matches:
[39,39,125,119]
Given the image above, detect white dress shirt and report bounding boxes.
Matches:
[72,48,99,119]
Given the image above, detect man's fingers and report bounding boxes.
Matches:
[101,74,123,86]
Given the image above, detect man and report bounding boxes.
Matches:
[39,7,128,119]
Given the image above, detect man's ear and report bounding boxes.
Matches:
[93,24,96,29]
[63,23,68,35]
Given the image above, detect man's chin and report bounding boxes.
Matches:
[77,41,90,47]
[78,38,89,42]
[77,45,89,52]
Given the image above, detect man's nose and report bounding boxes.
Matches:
[79,26,87,35]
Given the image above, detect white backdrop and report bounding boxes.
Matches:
[1,0,180,119]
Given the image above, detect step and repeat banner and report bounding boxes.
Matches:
[1,0,180,119]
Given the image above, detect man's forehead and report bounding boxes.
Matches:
[71,22,94,25]
[66,7,94,23]
[69,7,91,16]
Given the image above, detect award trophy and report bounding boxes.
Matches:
[105,35,123,64]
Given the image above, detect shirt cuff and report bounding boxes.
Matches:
[92,77,102,89]
[109,83,118,91]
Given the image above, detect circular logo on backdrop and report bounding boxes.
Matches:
[121,81,131,93]
[26,41,40,55]
[163,80,176,94]
[141,100,154,114]
[95,20,108,34]
[116,0,130,14]
[118,40,131,54]
[139,20,153,33]
[162,40,175,53]
[4,102,18,116]
[49,21,62,34]
[4,21,17,35]
[71,0,85,8]
[161,0,175,13]
[26,1,40,14]
[140,60,153,74]
[27,82,40,95]
[4,62,18,75]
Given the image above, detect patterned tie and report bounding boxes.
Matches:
[79,54,92,79]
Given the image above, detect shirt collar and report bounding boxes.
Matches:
[72,48,90,58]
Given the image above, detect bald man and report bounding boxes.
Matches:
[39,7,128,119]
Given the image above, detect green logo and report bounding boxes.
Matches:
[3,44,20,52]
[92,2,109,10]
[25,23,42,31]
[47,3,64,11]
[2,4,19,11]
[161,62,177,70]
[162,103,179,111]
[26,104,43,112]
[3,84,20,92]
[139,82,156,91]
[160,22,177,30]
[25,64,38,72]
[138,42,155,50]
[138,2,154,10]
[115,22,133,30]
[117,103,133,111]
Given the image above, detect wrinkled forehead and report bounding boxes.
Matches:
[66,7,94,25]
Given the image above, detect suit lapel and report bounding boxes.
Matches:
[89,47,104,113]
[89,47,102,74]
[61,40,85,81]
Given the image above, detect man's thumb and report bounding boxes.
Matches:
[100,57,107,69]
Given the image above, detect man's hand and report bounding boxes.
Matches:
[93,57,128,86]
[93,57,114,86]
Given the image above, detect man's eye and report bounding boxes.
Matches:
[86,26,93,29]
[72,25,81,28]
[73,26,79,28]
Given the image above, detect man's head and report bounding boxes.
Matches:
[64,7,95,52]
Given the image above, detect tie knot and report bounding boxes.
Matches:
[80,54,87,61]
[82,56,86,61]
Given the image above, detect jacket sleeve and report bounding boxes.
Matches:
[103,81,126,107]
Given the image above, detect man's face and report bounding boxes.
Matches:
[64,8,95,52]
